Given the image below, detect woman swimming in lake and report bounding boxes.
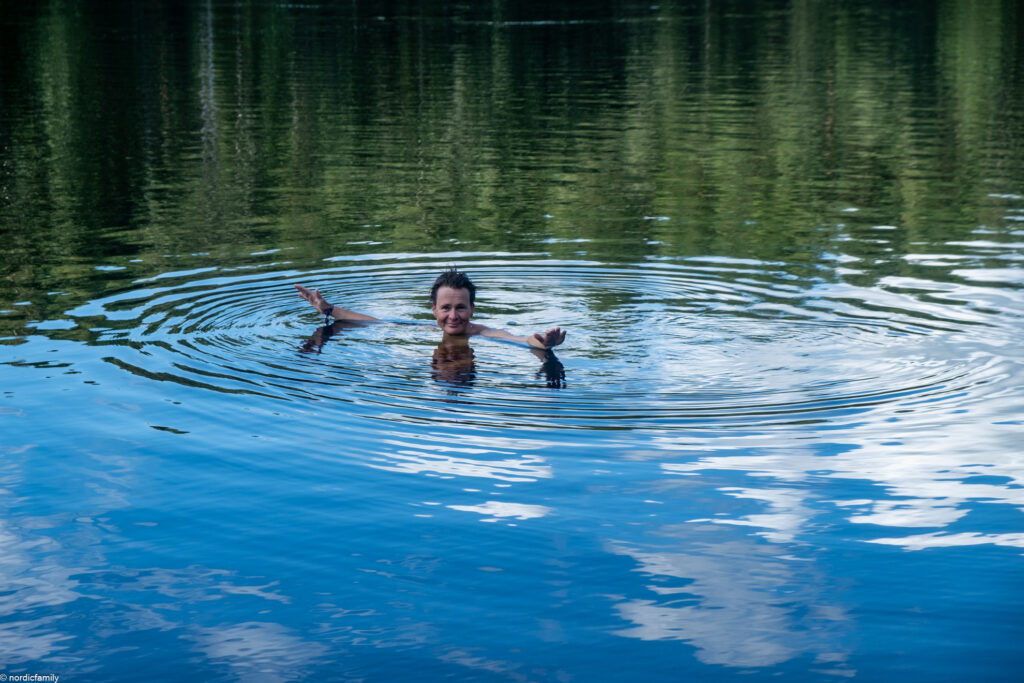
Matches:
[295,267,567,350]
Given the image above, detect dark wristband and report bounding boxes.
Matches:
[323,304,334,322]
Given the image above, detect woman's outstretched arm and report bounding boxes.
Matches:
[473,324,567,350]
[294,284,381,322]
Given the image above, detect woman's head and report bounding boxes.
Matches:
[429,267,476,305]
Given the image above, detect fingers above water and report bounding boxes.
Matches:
[294,283,326,311]
[532,327,567,349]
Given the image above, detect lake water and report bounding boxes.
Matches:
[2,1,1023,680]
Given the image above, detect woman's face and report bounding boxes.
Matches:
[431,286,474,336]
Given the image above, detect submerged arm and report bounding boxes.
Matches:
[294,284,381,322]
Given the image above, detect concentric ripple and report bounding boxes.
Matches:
[59,253,1017,436]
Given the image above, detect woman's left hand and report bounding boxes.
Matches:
[530,327,567,349]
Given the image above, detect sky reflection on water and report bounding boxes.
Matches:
[2,252,1022,679]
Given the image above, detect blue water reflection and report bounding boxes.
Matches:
[3,251,1022,679]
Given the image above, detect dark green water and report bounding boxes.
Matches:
[4,1,1022,301]
[2,1,1023,680]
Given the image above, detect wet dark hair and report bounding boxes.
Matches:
[430,267,476,305]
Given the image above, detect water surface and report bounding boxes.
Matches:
[2,1,1023,680]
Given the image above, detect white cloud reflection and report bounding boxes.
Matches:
[188,622,328,683]
[447,501,551,521]
[0,517,82,665]
[0,617,74,665]
[846,498,968,528]
[868,531,1024,551]
[661,410,1024,552]
[608,541,852,672]
[367,436,551,482]
[690,487,814,543]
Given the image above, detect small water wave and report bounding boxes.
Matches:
[43,253,1016,440]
